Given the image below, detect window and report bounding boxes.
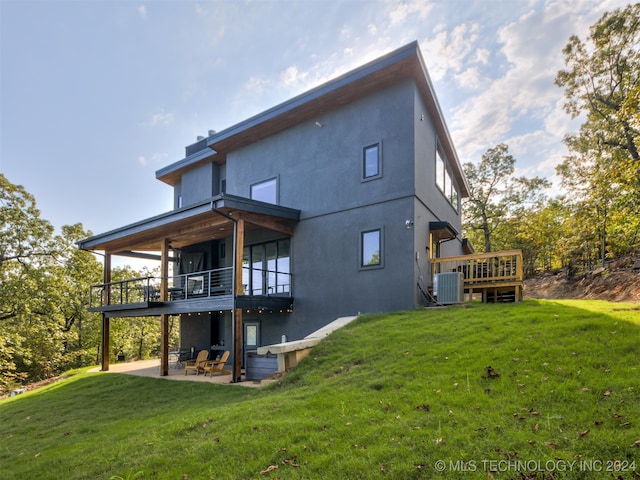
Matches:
[242,239,291,295]
[363,143,381,180]
[436,148,445,191]
[251,178,277,204]
[444,169,452,200]
[436,145,459,211]
[361,229,382,268]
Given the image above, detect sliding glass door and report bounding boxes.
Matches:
[242,239,290,296]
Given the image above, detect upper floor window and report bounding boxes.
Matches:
[251,177,277,204]
[436,147,445,192]
[436,146,459,211]
[363,142,382,181]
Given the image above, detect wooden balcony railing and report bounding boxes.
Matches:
[431,250,524,302]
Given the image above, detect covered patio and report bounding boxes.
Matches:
[89,359,263,387]
[78,193,300,382]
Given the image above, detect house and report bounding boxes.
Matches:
[79,41,500,382]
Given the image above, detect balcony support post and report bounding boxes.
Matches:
[101,253,111,371]
[232,217,245,383]
[160,238,170,376]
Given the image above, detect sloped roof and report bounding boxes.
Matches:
[156,41,469,197]
[77,194,300,253]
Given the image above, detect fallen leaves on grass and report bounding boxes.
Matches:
[483,366,500,379]
[578,429,590,437]
[260,464,278,475]
[260,456,301,475]
[282,457,300,467]
[414,404,430,412]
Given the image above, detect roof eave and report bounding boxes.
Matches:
[155,41,469,198]
[77,194,300,252]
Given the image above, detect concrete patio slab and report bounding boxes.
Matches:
[89,359,262,387]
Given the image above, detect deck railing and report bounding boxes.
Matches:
[89,275,162,308]
[169,267,234,301]
[89,266,292,309]
[431,250,524,287]
[241,266,292,296]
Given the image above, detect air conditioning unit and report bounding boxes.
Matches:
[434,272,464,304]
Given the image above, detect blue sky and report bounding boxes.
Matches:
[1,0,630,239]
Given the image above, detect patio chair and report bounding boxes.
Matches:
[170,348,191,368]
[184,349,209,375]
[203,350,231,377]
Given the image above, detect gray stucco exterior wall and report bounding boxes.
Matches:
[172,67,466,343]
[183,80,460,339]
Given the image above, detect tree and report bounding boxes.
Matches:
[0,175,180,391]
[462,144,550,252]
[555,5,640,264]
[498,198,569,276]
[0,174,56,320]
[555,3,639,162]
[0,175,103,389]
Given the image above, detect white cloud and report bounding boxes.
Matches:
[421,23,481,81]
[368,24,378,36]
[448,0,615,172]
[280,65,308,87]
[389,0,435,26]
[474,48,490,65]
[244,76,272,95]
[340,25,352,40]
[137,5,147,20]
[138,152,168,167]
[147,110,174,127]
[454,66,485,90]
[544,98,579,136]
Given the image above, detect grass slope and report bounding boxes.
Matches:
[1,300,639,479]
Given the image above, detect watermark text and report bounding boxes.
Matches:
[433,459,636,474]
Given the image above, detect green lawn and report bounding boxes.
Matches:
[1,300,639,479]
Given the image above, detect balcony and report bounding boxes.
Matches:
[431,250,524,302]
[89,266,293,316]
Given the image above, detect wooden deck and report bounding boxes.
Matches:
[431,250,524,302]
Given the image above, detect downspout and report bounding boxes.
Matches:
[212,202,240,383]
